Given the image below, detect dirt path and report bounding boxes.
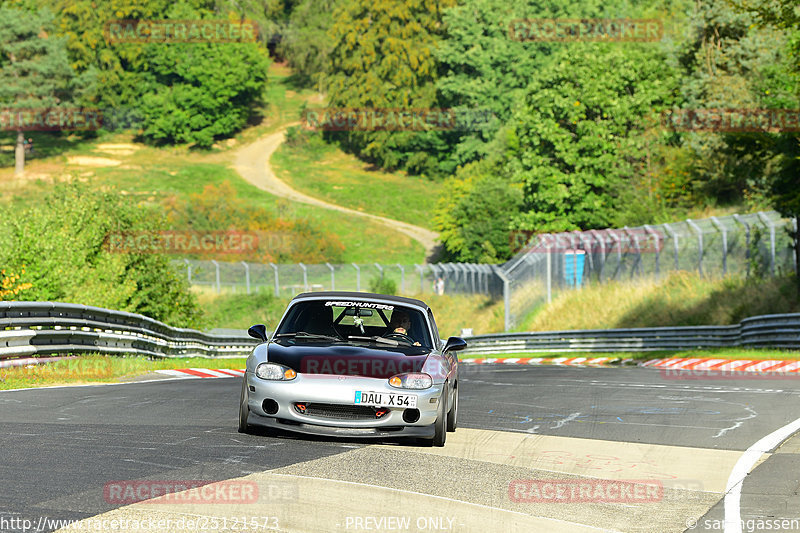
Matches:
[233,126,440,261]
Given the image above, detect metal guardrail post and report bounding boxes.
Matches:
[374,262,384,280]
[184,259,192,284]
[623,227,641,278]
[415,264,424,293]
[662,223,679,271]
[352,263,361,292]
[299,263,308,291]
[492,265,512,331]
[605,230,621,280]
[270,263,279,296]
[457,263,470,293]
[589,230,605,282]
[396,264,405,293]
[546,234,554,303]
[733,215,751,278]
[757,211,776,276]
[211,260,221,293]
[465,263,476,293]
[709,216,728,276]
[241,261,250,294]
[325,262,335,291]
[577,231,593,279]
[686,219,704,277]
[429,264,438,290]
[643,225,661,278]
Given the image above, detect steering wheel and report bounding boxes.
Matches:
[383,331,415,344]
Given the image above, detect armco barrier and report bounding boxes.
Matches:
[2,303,798,361]
[0,302,259,361]
[461,313,800,355]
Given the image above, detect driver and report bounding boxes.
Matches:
[387,310,421,346]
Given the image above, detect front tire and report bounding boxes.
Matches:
[431,388,447,447]
[238,378,252,434]
[446,383,458,432]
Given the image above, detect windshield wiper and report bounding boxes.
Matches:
[275,332,342,341]
[347,335,399,346]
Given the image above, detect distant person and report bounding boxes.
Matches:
[23,138,32,155]
[435,277,444,295]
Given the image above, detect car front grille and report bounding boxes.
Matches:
[294,402,386,420]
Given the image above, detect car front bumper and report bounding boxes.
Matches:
[245,371,443,438]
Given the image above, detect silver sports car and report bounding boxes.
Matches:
[238,291,466,446]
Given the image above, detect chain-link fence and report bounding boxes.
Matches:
[177,260,500,299]
[502,211,797,330]
[175,211,797,331]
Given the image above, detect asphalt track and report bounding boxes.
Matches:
[2,365,800,533]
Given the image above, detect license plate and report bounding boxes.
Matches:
[354,391,417,408]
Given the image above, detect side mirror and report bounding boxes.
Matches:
[443,336,467,352]
[248,324,268,341]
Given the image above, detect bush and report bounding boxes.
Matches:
[0,181,202,328]
[368,276,397,295]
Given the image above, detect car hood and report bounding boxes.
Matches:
[266,342,428,379]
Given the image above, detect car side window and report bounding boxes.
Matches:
[427,309,441,350]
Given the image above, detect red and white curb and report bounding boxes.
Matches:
[640,358,800,373]
[156,368,245,378]
[461,356,617,367]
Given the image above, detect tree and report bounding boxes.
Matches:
[435,0,609,174]
[325,0,456,175]
[278,0,341,89]
[139,36,270,147]
[0,6,73,175]
[434,159,522,263]
[673,0,798,206]
[0,182,202,327]
[726,0,800,295]
[501,44,680,233]
[52,0,173,108]
[52,0,270,147]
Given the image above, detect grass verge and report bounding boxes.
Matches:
[0,354,247,391]
[272,132,442,230]
[195,287,291,330]
[516,271,800,332]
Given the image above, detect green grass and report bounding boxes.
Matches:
[516,271,800,332]
[0,354,247,390]
[196,288,292,330]
[272,136,442,230]
[0,63,427,264]
[460,348,800,361]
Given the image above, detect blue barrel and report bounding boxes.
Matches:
[563,250,586,287]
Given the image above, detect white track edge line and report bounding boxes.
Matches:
[724,416,800,533]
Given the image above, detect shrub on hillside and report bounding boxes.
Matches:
[0,182,203,328]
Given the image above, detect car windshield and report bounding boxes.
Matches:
[274,299,432,349]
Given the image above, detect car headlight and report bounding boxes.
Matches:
[255,363,296,381]
[388,373,432,390]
